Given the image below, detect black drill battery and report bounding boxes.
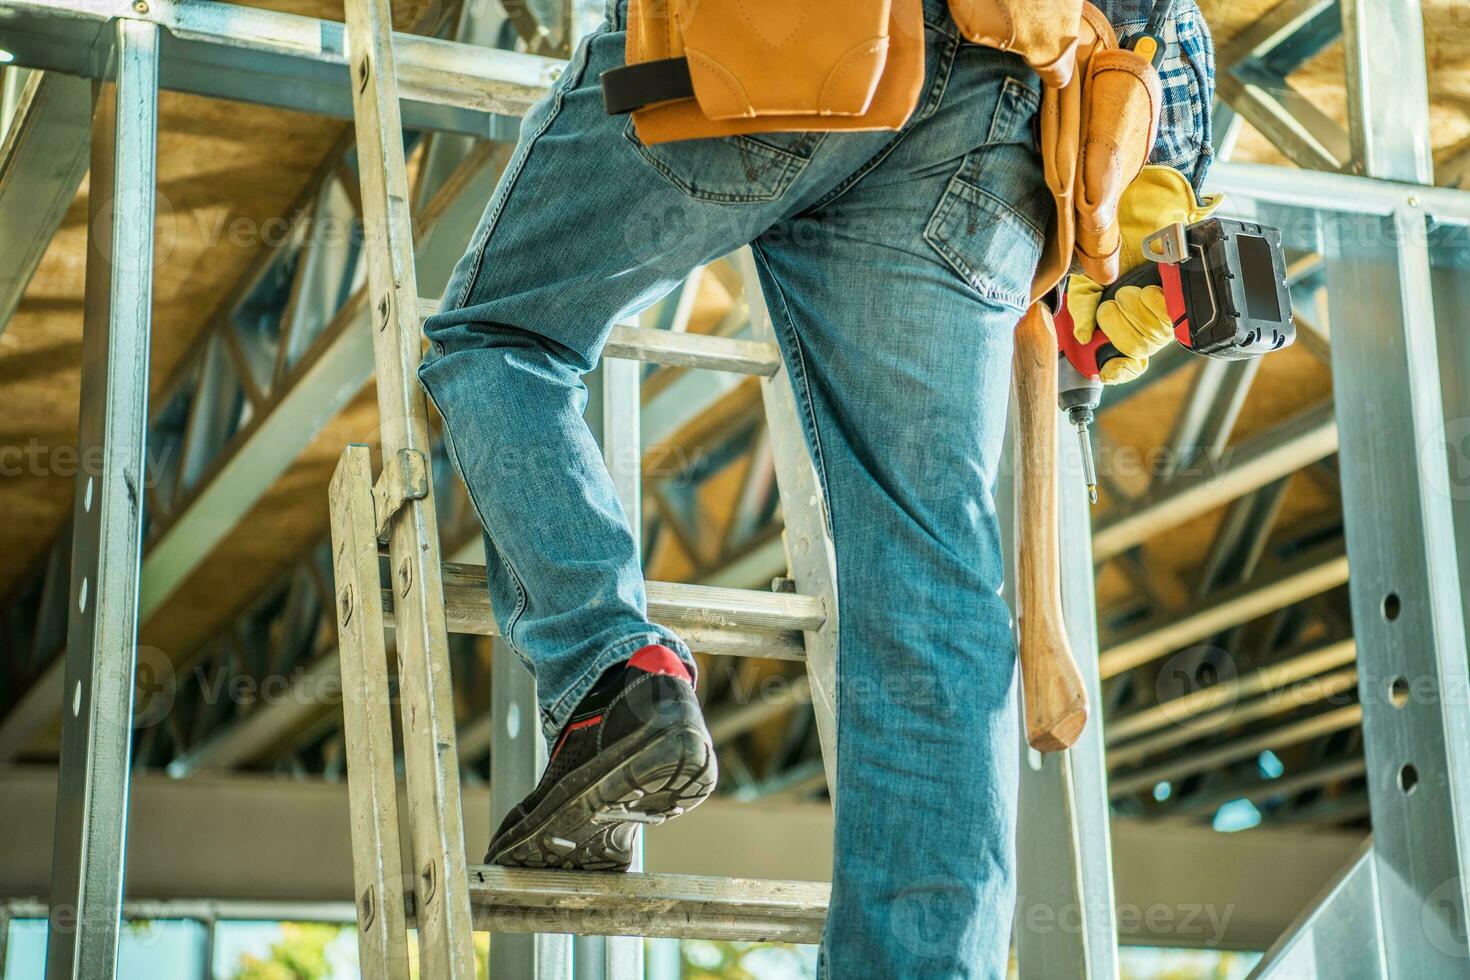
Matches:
[1101,216,1295,361]
[1174,217,1295,359]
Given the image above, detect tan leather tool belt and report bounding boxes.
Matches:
[607,0,928,144]
[602,0,1162,300]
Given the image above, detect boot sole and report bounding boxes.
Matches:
[488,722,717,872]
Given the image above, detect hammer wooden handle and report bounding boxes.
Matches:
[1013,303,1089,752]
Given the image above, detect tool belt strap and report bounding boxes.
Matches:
[602,57,695,115]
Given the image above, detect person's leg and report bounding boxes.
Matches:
[417,0,895,868]
[420,8,797,741]
[751,36,1051,979]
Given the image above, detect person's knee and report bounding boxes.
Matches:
[423,312,589,375]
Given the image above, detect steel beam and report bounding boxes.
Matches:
[1249,839,1385,978]
[167,422,773,775]
[164,645,341,776]
[1209,0,1347,172]
[1269,792,1371,828]
[1442,146,1470,191]
[45,18,158,980]
[1108,704,1362,800]
[1207,162,1470,222]
[1092,402,1337,563]
[141,150,502,623]
[1168,756,1367,821]
[590,307,646,980]
[1321,200,1470,975]
[706,673,811,745]
[1216,69,1349,173]
[1105,638,1357,744]
[0,69,93,336]
[0,0,556,138]
[138,295,376,620]
[1,766,1372,949]
[641,342,756,447]
[1106,666,1358,770]
[488,637,573,980]
[1153,357,1260,490]
[1191,477,1288,602]
[1099,544,1349,678]
[1216,0,1338,67]
[1341,0,1433,182]
[1431,221,1470,755]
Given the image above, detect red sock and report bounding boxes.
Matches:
[627,644,693,683]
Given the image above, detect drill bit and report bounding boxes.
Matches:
[1073,411,1099,505]
[1057,355,1104,506]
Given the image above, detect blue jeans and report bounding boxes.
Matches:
[420,2,1046,975]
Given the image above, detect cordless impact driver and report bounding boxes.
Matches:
[1054,216,1297,502]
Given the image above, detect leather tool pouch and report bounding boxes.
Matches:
[607,0,925,146]
[1031,2,1161,300]
[947,0,1084,88]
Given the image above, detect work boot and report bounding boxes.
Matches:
[485,644,717,871]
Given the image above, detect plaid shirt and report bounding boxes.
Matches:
[1094,0,1217,188]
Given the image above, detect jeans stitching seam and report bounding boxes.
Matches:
[914,25,960,123]
[419,375,532,651]
[750,245,835,514]
[735,132,825,166]
[987,76,1040,145]
[951,176,1047,240]
[750,245,845,966]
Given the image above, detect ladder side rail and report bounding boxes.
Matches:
[734,247,842,794]
[329,446,412,980]
[342,0,476,974]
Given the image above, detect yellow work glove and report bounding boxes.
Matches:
[1068,165,1223,384]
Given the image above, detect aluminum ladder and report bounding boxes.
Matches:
[327,0,842,976]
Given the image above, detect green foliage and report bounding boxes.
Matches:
[230,923,343,980]
[681,939,816,979]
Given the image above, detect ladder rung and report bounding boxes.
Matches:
[677,625,806,662]
[382,564,822,659]
[419,868,829,944]
[446,562,825,629]
[417,297,781,376]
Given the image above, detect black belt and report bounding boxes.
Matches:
[601,57,694,114]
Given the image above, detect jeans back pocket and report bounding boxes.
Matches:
[923,139,1049,311]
